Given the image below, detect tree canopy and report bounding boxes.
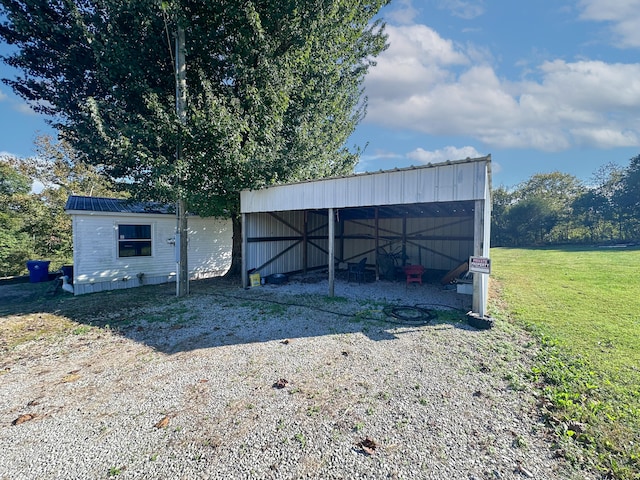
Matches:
[0,0,389,217]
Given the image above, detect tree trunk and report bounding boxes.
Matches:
[225,215,243,280]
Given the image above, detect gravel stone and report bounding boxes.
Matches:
[0,276,593,479]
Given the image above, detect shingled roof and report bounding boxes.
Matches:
[65,195,174,215]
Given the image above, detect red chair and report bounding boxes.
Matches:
[403,265,425,286]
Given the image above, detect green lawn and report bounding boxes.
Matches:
[490,246,640,479]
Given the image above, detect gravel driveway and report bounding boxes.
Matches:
[0,276,591,479]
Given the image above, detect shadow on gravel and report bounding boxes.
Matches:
[0,275,479,355]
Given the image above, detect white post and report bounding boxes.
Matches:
[473,199,484,316]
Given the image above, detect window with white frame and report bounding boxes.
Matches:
[117,224,152,257]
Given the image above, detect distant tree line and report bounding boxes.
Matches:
[491,155,640,246]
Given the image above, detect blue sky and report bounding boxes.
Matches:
[351,0,640,186]
[1,0,640,188]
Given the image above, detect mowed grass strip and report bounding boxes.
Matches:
[490,246,640,479]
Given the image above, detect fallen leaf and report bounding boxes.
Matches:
[12,413,37,426]
[515,463,534,478]
[273,378,288,389]
[27,399,41,407]
[198,379,208,383]
[61,373,81,383]
[281,339,290,345]
[357,437,377,455]
[154,415,170,429]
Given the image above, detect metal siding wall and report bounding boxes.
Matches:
[340,215,474,273]
[341,218,371,262]
[419,169,437,203]
[246,211,331,277]
[436,165,454,201]
[240,158,489,213]
[305,211,329,269]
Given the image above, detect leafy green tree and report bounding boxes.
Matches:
[28,135,120,199]
[614,154,640,240]
[0,0,389,274]
[0,157,34,276]
[505,197,558,245]
[511,172,584,243]
[572,190,609,242]
[490,185,515,246]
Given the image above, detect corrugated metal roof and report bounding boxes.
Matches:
[65,195,174,215]
[241,155,491,214]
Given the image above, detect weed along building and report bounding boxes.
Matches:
[240,155,492,316]
[64,196,232,295]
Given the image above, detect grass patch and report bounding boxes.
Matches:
[0,313,80,350]
[490,246,640,479]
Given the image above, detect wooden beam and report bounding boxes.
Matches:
[241,213,247,288]
[328,208,335,297]
[375,207,380,280]
[303,210,308,274]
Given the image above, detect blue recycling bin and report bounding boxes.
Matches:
[26,260,51,283]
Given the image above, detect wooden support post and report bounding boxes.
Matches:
[175,25,189,297]
[241,213,248,288]
[328,208,335,297]
[402,216,407,266]
[375,207,380,281]
[303,210,308,274]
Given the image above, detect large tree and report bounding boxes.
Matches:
[0,0,389,274]
[512,172,585,243]
[0,157,32,276]
[613,154,640,239]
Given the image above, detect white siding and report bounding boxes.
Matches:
[69,211,232,295]
[241,157,490,213]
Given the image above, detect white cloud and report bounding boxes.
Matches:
[364,23,640,151]
[386,0,420,25]
[362,149,404,161]
[14,102,38,116]
[437,0,485,20]
[579,0,640,48]
[364,24,469,102]
[570,127,639,148]
[407,145,483,163]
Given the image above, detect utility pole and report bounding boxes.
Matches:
[175,25,189,297]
